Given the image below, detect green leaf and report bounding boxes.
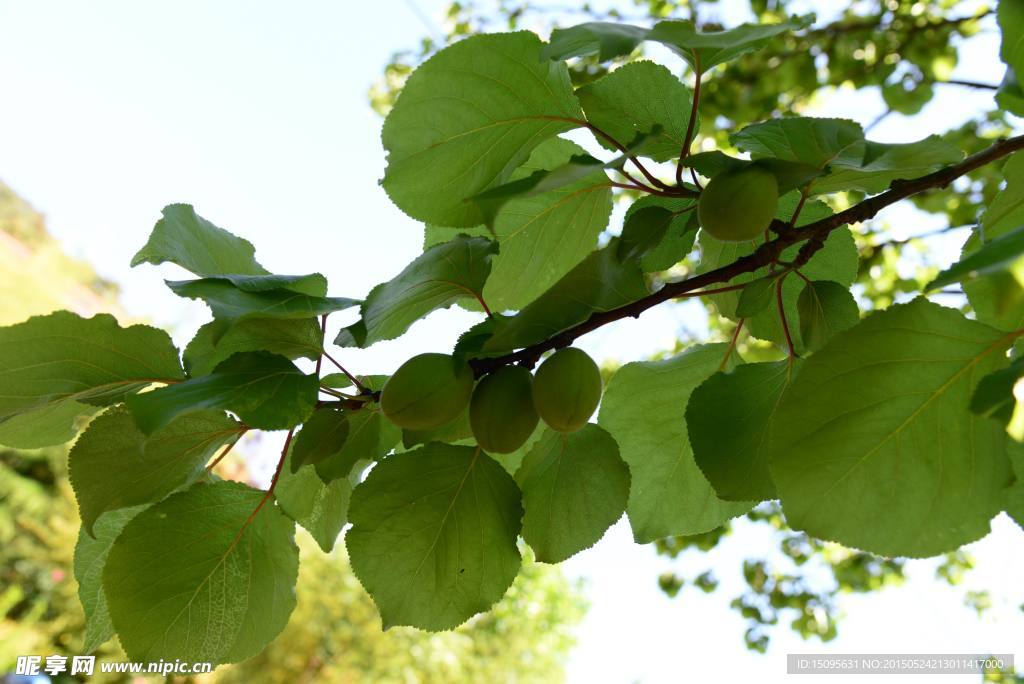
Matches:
[770,299,1014,557]
[997,68,1024,117]
[382,32,583,226]
[647,17,810,72]
[796,280,860,353]
[481,240,648,353]
[426,138,613,312]
[577,61,694,162]
[598,344,754,543]
[277,445,363,553]
[131,203,267,277]
[931,224,1024,292]
[346,443,522,630]
[621,196,697,272]
[516,425,629,563]
[732,117,865,172]
[542,22,648,61]
[965,153,1024,330]
[336,235,496,347]
[687,152,822,193]
[1006,482,1024,529]
[401,408,473,449]
[688,359,801,502]
[167,278,356,327]
[999,0,1024,77]
[74,506,146,654]
[315,408,400,483]
[70,406,242,534]
[0,312,184,441]
[970,355,1024,423]
[811,136,962,195]
[127,351,318,434]
[697,194,859,354]
[0,399,99,448]
[735,276,778,318]
[183,317,323,377]
[103,480,299,663]
[290,407,349,472]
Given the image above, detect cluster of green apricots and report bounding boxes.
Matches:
[380,348,602,453]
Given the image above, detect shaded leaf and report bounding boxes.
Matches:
[277,445,363,553]
[131,203,267,277]
[735,276,778,318]
[542,21,647,61]
[70,406,242,534]
[732,117,865,172]
[127,351,318,434]
[315,408,400,483]
[167,278,356,327]
[812,136,963,195]
[621,196,697,271]
[426,138,613,312]
[336,235,496,347]
[74,506,147,654]
[647,17,811,72]
[346,443,522,630]
[598,344,754,543]
[103,481,299,663]
[577,60,693,162]
[480,240,648,353]
[183,317,323,377]
[0,312,184,441]
[770,299,1013,557]
[516,425,630,562]
[290,407,349,472]
[382,32,583,226]
[688,360,801,501]
[796,279,860,353]
[0,399,99,449]
[970,355,1024,423]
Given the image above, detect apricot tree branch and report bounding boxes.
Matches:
[469,134,1024,375]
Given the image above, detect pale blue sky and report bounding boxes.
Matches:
[0,1,1020,681]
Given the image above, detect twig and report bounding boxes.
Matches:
[468,134,1024,375]
[322,351,367,392]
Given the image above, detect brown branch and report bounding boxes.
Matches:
[469,134,1024,375]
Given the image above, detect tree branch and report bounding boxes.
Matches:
[469,134,1024,374]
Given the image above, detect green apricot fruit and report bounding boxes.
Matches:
[697,165,779,243]
[531,347,602,433]
[469,366,539,454]
[381,353,474,430]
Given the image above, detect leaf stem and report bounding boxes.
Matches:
[776,276,796,358]
[206,429,248,472]
[246,427,295,523]
[322,351,367,393]
[675,54,703,185]
[719,320,745,372]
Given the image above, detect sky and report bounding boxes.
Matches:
[0,0,1021,682]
